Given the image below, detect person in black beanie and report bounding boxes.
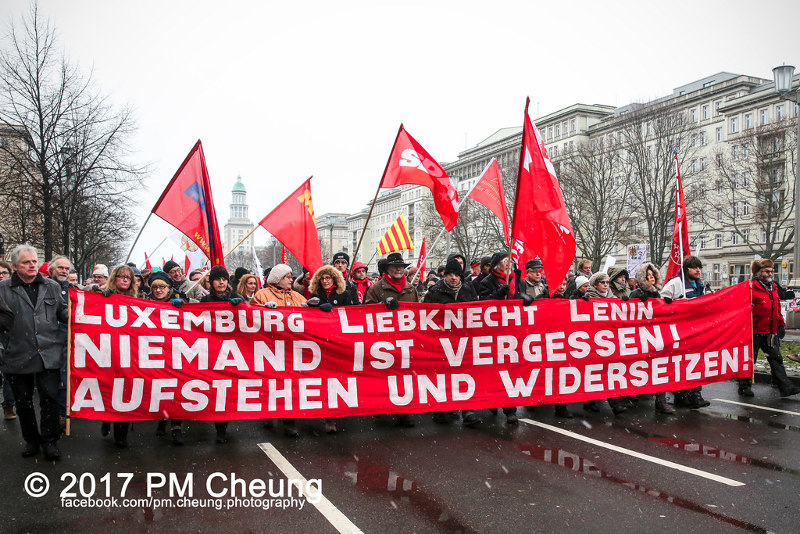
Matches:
[200,266,243,443]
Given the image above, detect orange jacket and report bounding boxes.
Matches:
[251,284,307,307]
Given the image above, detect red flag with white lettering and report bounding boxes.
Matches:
[151,141,225,266]
[258,178,323,274]
[144,253,152,270]
[379,125,459,231]
[511,98,575,296]
[467,158,510,245]
[666,153,691,280]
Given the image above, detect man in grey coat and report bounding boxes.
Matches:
[0,244,68,460]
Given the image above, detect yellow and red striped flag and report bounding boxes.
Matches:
[377,213,414,255]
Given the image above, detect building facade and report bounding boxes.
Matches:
[223,175,254,270]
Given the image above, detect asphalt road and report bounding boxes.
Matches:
[2,378,799,534]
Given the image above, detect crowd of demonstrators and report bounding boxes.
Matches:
[3,242,800,460]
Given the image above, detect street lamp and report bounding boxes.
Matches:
[772,64,799,288]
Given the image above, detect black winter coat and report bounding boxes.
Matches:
[313,286,352,307]
[423,279,478,304]
[478,273,511,300]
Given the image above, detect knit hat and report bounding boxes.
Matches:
[209,265,230,282]
[574,275,590,289]
[92,264,109,278]
[351,261,368,274]
[444,257,463,277]
[332,252,350,265]
[163,260,180,273]
[267,264,292,285]
[751,258,774,275]
[234,267,249,279]
[148,271,171,287]
[470,258,481,267]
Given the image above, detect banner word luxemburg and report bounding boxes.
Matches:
[68,284,753,421]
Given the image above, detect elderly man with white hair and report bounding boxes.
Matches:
[0,244,68,460]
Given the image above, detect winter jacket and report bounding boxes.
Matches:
[423,278,478,304]
[348,277,372,305]
[252,285,307,307]
[178,278,209,302]
[607,266,631,299]
[309,265,352,307]
[661,275,706,300]
[751,279,794,334]
[0,274,68,374]
[363,277,419,304]
[200,288,244,303]
[479,272,512,301]
[516,276,549,300]
[629,263,662,300]
[0,296,13,334]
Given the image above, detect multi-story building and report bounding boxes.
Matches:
[315,212,350,263]
[340,69,799,287]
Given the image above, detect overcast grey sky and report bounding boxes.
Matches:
[2,0,798,264]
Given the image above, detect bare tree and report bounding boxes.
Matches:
[615,102,701,267]
[707,119,797,260]
[0,4,146,261]
[559,139,634,271]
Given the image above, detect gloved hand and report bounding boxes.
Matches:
[778,325,786,339]
[663,297,673,304]
[496,285,510,298]
[621,295,629,301]
[638,294,649,302]
[229,298,243,306]
[582,294,590,301]
[306,297,321,307]
[264,301,278,309]
[101,288,112,297]
[521,294,534,307]
[385,297,399,310]
[320,303,333,313]
[170,299,183,308]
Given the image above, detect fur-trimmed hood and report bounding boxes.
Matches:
[635,262,662,293]
[310,265,346,295]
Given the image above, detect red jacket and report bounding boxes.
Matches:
[751,279,785,334]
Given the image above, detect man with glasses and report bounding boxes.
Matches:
[162,260,207,302]
[90,264,109,288]
[739,259,799,398]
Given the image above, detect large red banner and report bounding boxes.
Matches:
[69,284,753,421]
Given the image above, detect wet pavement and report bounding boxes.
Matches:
[2,379,800,533]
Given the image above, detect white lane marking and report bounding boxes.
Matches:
[519,418,745,487]
[711,398,800,416]
[258,442,363,534]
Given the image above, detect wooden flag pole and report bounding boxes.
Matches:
[353,124,405,264]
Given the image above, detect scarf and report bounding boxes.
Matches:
[491,268,515,299]
[382,273,406,294]
[353,278,371,302]
[442,280,462,301]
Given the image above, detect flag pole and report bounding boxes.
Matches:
[506,97,532,286]
[223,224,261,259]
[124,212,155,264]
[353,124,405,264]
[675,150,687,299]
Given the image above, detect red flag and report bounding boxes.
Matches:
[511,98,575,297]
[415,237,427,277]
[259,178,323,274]
[467,158,510,245]
[151,141,225,267]
[184,255,191,276]
[666,153,691,280]
[281,246,287,265]
[379,125,459,231]
[144,253,152,270]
